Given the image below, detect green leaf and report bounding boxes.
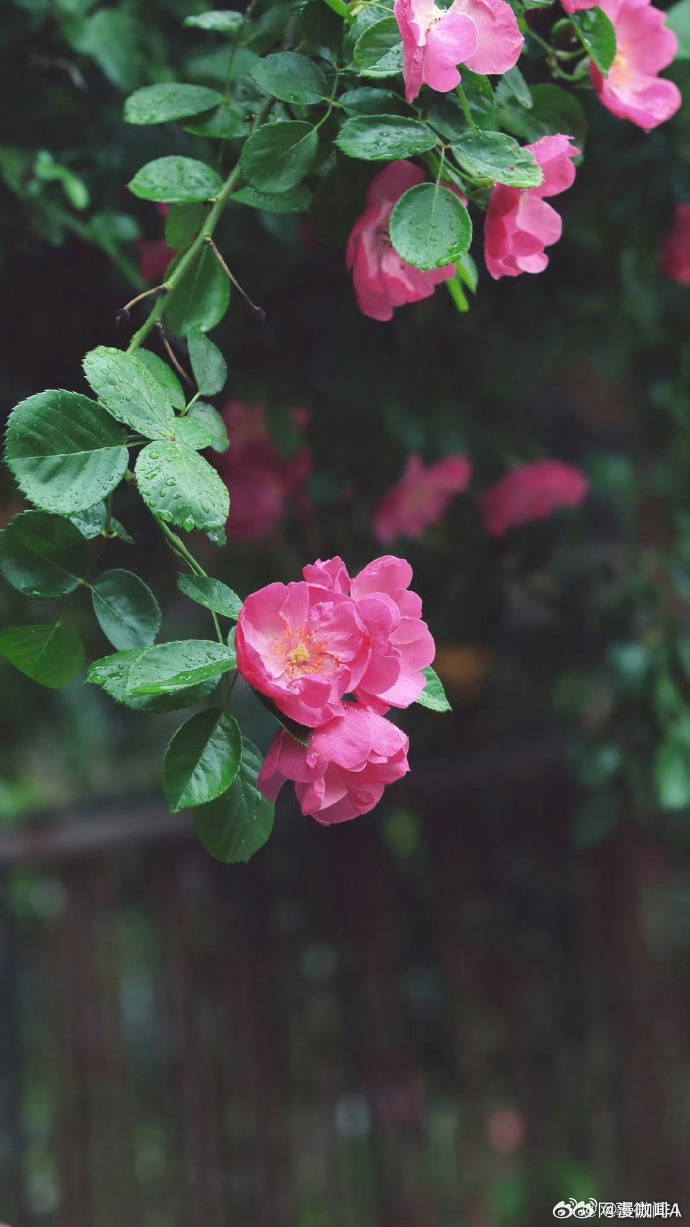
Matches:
[231,184,312,213]
[0,624,84,689]
[193,738,274,863]
[498,84,588,146]
[322,0,354,22]
[135,350,186,410]
[182,101,247,139]
[164,708,242,812]
[165,202,208,250]
[172,417,216,451]
[240,121,318,192]
[459,70,497,130]
[335,115,437,161]
[124,639,237,696]
[135,440,229,537]
[88,648,219,712]
[83,347,176,439]
[128,157,223,204]
[165,247,230,336]
[0,511,88,599]
[188,330,227,396]
[184,10,244,31]
[68,8,143,92]
[5,390,128,515]
[416,665,452,712]
[500,65,532,109]
[352,17,403,77]
[390,183,472,271]
[69,503,133,543]
[189,401,229,453]
[667,0,690,58]
[570,8,616,74]
[452,132,542,188]
[250,52,328,104]
[655,742,690,810]
[340,86,405,115]
[91,569,161,651]
[124,83,223,125]
[177,574,243,619]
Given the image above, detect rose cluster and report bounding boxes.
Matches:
[236,556,435,824]
[348,0,680,321]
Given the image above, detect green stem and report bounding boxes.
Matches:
[126,98,273,356]
[154,516,225,646]
[183,390,202,417]
[524,25,554,55]
[156,517,206,577]
[224,0,260,100]
[456,85,478,133]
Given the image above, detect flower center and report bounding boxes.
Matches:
[611,50,632,84]
[273,625,331,679]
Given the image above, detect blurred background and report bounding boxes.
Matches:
[2,0,690,1223]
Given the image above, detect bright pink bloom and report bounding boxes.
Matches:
[484,134,579,280]
[479,460,589,537]
[304,555,436,711]
[560,0,598,11]
[258,705,410,824]
[660,203,690,285]
[236,579,370,727]
[346,161,455,322]
[394,0,523,104]
[590,0,680,131]
[214,401,311,540]
[374,453,472,543]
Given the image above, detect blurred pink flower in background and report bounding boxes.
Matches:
[484,135,579,279]
[215,401,311,540]
[395,0,523,103]
[347,161,455,321]
[590,0,680,130]
[660,203,690,285]
[137,204,173,283]
[479,460,589,537]
[486,1107,526,1153]
[258,704,410,824]
[374,453,472,543]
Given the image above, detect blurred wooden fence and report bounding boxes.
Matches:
[0,743,688,1227]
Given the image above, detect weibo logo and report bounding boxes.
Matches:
[553,1200,598,1219]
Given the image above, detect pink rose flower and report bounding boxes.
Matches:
[561,0,598,12]
[590,0,680,131]
[236,579,370,727]
[304,555,436,711]
[214,401,311,540]
[660,203,690,285]
[484,134,579,279]
[374,453,472,543]
[479,460,589,537]
[258,704,410,824]
[394,0,523,104]
[346,161,455,322]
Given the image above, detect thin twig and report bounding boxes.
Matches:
[205,237,266,323]
[156,324,194,387]
[116,284,168,326]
